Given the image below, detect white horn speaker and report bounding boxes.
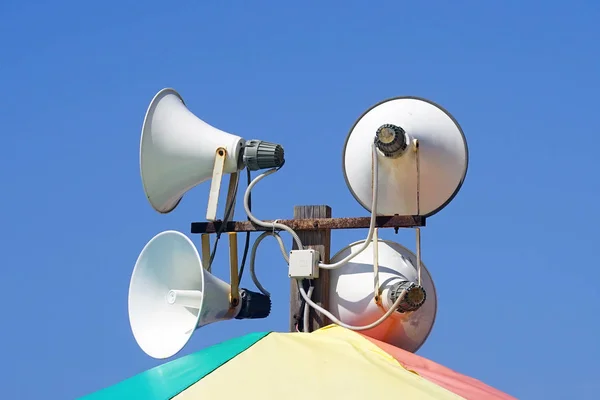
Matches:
[342,97,468,217]
[140,88,245,214]
[128,230,271,359]
[328,239,437,353]
[140,88,285,217]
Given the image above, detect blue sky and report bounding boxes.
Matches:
[2,1,599,398]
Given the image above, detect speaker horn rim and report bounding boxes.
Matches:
[128,230,205,359]
[139,88,185,214]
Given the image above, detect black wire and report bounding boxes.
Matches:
[210,162,281,278]
[238,167,252,281]
[208,173,240,268]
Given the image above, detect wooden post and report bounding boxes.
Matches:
[289,205,332,332]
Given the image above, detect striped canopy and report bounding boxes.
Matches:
[82,325,514,400]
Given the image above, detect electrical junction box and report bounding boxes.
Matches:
[288,249,320,279]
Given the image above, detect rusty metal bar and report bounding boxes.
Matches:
[228,232,240,308]
[191,215,425,234]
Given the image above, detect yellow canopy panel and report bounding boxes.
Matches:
[82,325,514,400]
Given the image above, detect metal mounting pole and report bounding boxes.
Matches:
[289,205,332,333]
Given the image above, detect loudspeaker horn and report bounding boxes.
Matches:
[140,88,284,217]
[342,97,468,217]
[328,239,437,353]
[128,230,271,359]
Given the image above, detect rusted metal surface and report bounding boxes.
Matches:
[191,215,425,234]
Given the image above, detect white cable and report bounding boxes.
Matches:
[297,281,406,331]
[247,227,405,331]
[246,230,311,333]
[303,285,314,333]
[243,168,304,251]
[249,231,289,297]
[317,143,379,270]
[243,143,380,271]
[243,143,394,330]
